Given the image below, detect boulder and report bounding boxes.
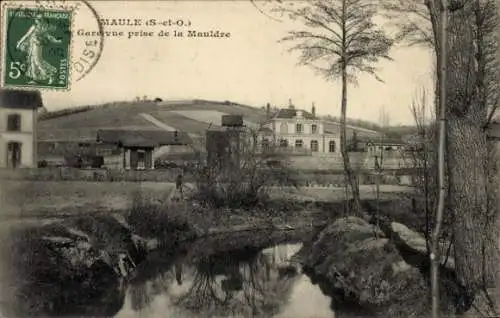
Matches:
[389,221,455,270]
[9,214,146,286]
[303,217,431,317]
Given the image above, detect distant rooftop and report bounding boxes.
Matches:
[273,108,316,120]
[0,89,43,110]
[97,129,192,148]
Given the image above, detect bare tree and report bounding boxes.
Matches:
[385,0,500,315]
[405,88,440,254]
[276,0,393,216]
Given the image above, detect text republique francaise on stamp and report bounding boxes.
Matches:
[2,7,72,90]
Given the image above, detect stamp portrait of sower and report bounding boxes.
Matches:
[2,7,72,89]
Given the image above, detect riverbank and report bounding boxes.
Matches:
[0,178,430,317]
[0,180,411,218]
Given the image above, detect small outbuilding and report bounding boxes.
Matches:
[96,129,191,170]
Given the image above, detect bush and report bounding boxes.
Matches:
[126,191,194,242]
[189,129,300,209]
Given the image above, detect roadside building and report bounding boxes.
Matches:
[260,100,340,155]
[0,89,43,168]
[96,129,192,170]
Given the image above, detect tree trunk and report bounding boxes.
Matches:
[447,115,498,315]
[340,61,362,216]
[431,4,447,316]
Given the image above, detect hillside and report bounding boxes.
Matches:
[37,99,382,142]
[37,99,268,141]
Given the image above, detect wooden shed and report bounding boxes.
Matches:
[96,129,192,170]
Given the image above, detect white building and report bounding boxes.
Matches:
[0,89,43,168]
[261,101,340,155]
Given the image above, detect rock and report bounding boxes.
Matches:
[14,214,145,280]
[5,214,151,318]
[391,222,427,253]
[390,221,455,270]
[303,217,431,317]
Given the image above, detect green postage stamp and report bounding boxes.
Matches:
[1,6,73,90]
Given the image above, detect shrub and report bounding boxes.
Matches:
[126,191,194,242]
[189,129,300,209]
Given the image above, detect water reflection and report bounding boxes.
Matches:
[3,236,334,318]
[117,243,333,318]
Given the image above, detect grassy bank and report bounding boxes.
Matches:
[0,180,411,218]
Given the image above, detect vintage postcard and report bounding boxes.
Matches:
[0,0,499,317]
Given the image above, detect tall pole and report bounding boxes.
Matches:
[431,0,447,317]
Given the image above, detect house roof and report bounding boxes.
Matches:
[96,129,192,148]
[273,108,316,120]
[0,89,43,110]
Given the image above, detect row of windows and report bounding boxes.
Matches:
[265,139,336,152]
[6,114,21,132]
[279,122,318,134]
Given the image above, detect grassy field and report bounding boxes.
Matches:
[0,181,175,218]
[0,180,412,219]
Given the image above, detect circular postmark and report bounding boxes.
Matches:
[1,0,104,90]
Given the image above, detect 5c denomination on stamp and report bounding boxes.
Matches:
[2,6,72,90]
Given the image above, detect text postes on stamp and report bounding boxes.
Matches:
[1,0,105,91]
[3,7,72,90]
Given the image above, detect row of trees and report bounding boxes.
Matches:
[252,0,499,316]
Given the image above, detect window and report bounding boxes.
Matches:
[295,139,303,148]
[310,140,319,152]
[280,122,288,134]
[7,114,21,131]
[311,124,318,134]
[296,123,303,134]
[279,139,288,148]
[329,140,336,153]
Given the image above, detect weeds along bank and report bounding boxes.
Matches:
[1,175,426,317]
[0,167,412,186]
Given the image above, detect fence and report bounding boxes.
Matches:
[0,166,417,186]
[0,167,193,182]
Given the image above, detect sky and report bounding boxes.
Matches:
[37,0,435,126]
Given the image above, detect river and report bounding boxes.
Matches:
[0,227,335,318]
[114,243,333,318]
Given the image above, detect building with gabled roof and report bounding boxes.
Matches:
[96,129,192,170]
[0,89,43,168]
[260,100,340,155]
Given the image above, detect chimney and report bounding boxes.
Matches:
[288,98,294,109]
[311,102,316,116]
[266,102,271,119]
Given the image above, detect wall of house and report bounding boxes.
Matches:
[121,148,155,170]
[272,134,339,153]
[273,118,325,135]
[263,118,341,154]
[0,108,36,168]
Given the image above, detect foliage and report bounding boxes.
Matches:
[400,88,455,260]
[127,191,194,241]
[189,128,300,209]
[386,0,500,314]
[274,0,393,216]
[38,105,95,120]
[277,0,393,82]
